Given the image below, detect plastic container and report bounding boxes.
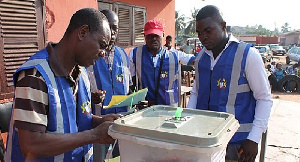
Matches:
[108,105,240,162]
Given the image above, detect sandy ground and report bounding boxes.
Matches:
[272,91,300,102]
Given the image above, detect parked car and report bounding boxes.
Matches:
[286,46,300,64]
[255,46,273,63]
[267,44,279,50]
[272,46,286,56]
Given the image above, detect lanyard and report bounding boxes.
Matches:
[155,49,165,101]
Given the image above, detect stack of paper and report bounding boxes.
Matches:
[103,88,148,109]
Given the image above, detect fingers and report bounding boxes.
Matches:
[101,114,121,123]
[93,90,106,96]
[108,114,122,120]
[238,148,243,155]
[96,121,115,144]
[91,90,106,104]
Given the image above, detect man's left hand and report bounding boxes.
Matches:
[101,114,122,122]
[92,114,121,128]
[91,90,106,104]
[238,139,258,162]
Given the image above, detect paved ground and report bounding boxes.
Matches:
[256,98,300,162]
[260,55,300,161]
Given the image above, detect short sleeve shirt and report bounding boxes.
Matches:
[13,43,81,132]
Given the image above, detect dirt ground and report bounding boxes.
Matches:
[271,91,300,102]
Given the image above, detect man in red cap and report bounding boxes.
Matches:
[129,20,195,107]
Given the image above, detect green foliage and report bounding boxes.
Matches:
[231,23,291,36]
[175,11,186,38]
[281,22,291,33]
[175,9,292,39]
[184,8,199,37]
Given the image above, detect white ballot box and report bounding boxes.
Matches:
[108,105,240,162]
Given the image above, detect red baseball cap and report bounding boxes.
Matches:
[144,20,164,36]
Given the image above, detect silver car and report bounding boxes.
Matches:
[273,46,286,56]
[255,46,273,63]
[286,47,300,64]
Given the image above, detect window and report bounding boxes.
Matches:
[0,0,45,100]
[289,47,295,54]
[98,0,146,48]
[296,48,300,55]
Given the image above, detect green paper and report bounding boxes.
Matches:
[175,107,183,119]
[103,88,147,109]
[129,86,137,109]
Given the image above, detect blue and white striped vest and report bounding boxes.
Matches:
[133,45,179,106]
[194,42,256,144]
[5,48,93,161]
[93,46,130,115]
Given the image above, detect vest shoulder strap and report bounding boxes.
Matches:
[135,45,144,89]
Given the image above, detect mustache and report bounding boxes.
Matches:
[150,40,159,44]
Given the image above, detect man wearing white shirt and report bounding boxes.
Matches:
[163,35,175,51]
[129,20,195,106]
[163,35,195,64]
[188,5,272,161]
[270,60,276,72]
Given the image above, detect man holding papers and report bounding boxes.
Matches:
[90,9,131,161]
[92,9,131,115]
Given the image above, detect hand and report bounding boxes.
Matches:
[101,114,122,122]
[91,90,106,104]
[135,101,148,110]
[94,121,115,144]
[92,114,121,128]
[238,139,258,162]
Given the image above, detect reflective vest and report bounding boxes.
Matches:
[93,46,130,115]
[194,42,256,144]
[133,45,179,106]
[5,48,93,161]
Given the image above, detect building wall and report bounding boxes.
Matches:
[256,36,279,45]
[45,0,97,43]
[112,0,175,46]
[236,35,281,45]
[284,33,300,45]
[46,0,175,53]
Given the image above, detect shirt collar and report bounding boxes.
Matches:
[203,34,239,57]
[146,46,163,57]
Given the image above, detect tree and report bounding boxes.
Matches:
[175,11,186,40]
[184,8,199,36]
[232,25,273,36]
[273,28,279,36]
[281,22,291,33]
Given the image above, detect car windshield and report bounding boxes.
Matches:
[255,47,266,53]
[270,45,279,49]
